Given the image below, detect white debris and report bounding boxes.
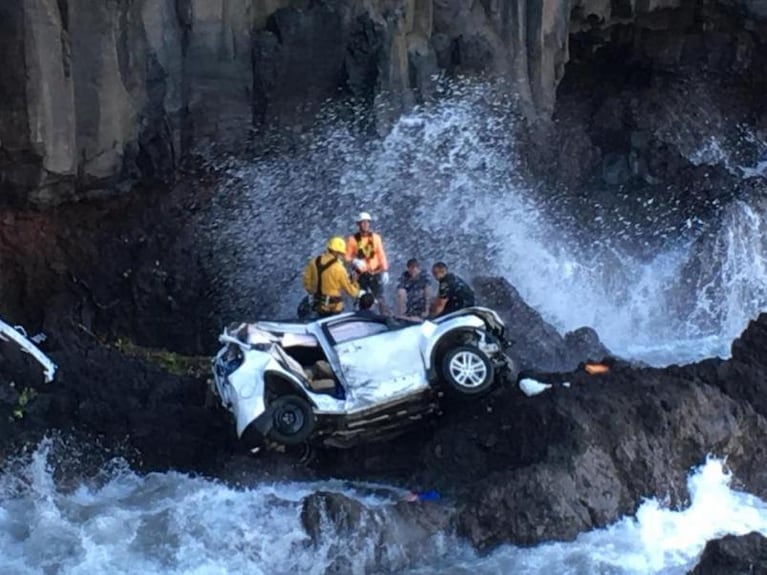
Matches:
[519,378,553,397]
[30,333,47,344]
[0,318,57,383]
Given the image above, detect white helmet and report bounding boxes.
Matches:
[357,211,372,222]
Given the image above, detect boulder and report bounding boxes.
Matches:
[563,326,611,365]
[472,276,611,371]
[689,532,767,575]
[301,491,452,572]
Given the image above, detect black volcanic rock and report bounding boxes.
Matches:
[312,315,767,548]
[3,188,767,554]
[689,532,767,575]
[0,290,236,473]
[300,491,452,572]
[450,365,767,548]
[472,276,611,371]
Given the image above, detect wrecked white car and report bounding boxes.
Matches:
[0,317,57,383]
[211,307,513,448]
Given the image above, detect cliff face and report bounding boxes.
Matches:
[0,0,764,204]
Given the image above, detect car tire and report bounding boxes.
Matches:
[441,345,495,395]
[268,395,316,445]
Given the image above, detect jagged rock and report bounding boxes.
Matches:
[713,313,767,444]
[472,276,611,371]
[445,315,767,547]
[689,532,767,575]
[301,491,368,541]
[450,364,767,547]
[0,194,236,471]
[563,326,611,364]
[311,315,767,549]
[3,178,767,554]
[301,491,452,572]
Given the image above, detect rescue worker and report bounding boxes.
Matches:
[395,258,432,320]
[303,236,360,317]
[427,262,475,318]
[346,211,390,313]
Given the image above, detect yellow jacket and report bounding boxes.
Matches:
[303,252,360,313]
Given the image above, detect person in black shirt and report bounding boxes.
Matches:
[355,292,378,318]
[428,262,475,318]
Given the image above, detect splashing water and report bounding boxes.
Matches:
[0,440,424,575]
[1,442,766,574]
[412,457,767,575]
[690,127,767,179]
[200,81,767,365]
[684,200,767,340]
[201,83,532,321]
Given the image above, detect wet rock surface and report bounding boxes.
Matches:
[0,321,235,473]
[689,531,767,575]
[0,3,766,559]
[301,491,451,571]
[472,276,611,371]
[0,188,238,473]
[2,186,767,553]
[311,314,767,548]
[519,1,767,252]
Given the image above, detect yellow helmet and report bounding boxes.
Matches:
[326,236,346,254]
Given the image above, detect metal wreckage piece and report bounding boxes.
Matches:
[0,317,57,383]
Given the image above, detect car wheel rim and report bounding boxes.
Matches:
[275,405,305,435]
[448,351,488,388]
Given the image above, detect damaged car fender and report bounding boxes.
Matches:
[419,314,489,371]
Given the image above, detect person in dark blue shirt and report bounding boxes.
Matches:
[395,258,432,320]
[428,262,475,318]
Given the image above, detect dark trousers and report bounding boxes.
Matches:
[358,272,383,297]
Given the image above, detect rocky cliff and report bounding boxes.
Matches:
[2,174,767,547]
[1,0,764,204]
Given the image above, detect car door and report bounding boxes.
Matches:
[326,319,429,411]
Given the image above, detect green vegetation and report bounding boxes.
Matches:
[11,385,37,420]
[112,338,209,377]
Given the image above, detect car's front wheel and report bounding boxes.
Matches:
[441,345,495,395]
[268,395,316,445]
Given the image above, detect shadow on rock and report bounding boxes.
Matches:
[1,293,238,473]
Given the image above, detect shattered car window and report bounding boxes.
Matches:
[328,321,390,344]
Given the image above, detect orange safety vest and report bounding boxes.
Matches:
[345,231,388,273]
